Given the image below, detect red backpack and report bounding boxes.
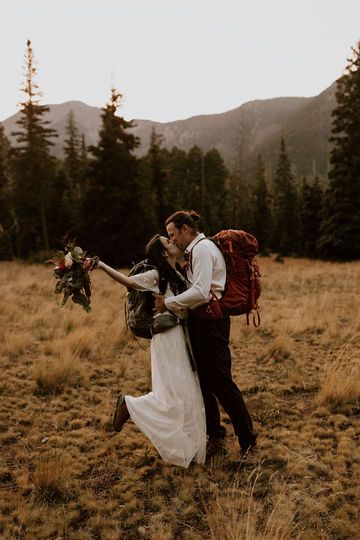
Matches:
[211,230,261,326]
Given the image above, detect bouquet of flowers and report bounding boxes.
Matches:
[47,240,98,312]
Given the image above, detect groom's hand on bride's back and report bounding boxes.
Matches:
[153,294,167,313]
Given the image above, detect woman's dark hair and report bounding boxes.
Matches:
[164,210,201,232]
[145,234,186,296]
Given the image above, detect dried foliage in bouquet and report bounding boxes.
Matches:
[47,241,98,312]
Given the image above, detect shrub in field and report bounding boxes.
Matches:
[30,453,71,503]
[317,333,360,406]
[265,334,294,362]
[33,351,83,394]
[3,332,33,360]
[206,467,297,540]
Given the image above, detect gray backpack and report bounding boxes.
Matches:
[125,259,156,340]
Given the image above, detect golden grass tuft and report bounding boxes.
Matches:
[3,331,34,360]
[265,334,294,362]
[33,350,83,394]
[30,452,72,503]
[206,466,297,540]
[65,326,95,360]
[317,332,360,406]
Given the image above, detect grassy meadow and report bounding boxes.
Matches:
[0,258,360,539]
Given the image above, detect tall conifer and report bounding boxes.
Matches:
[60,111,84,230]
[165,147,189,212]
[81,87,147,265]
[0,124,15,258]
[186,146,204,211]
[252,154,272,253]
[299,177,323,257]
[203,148,228,233]
[271,138,298,254]
[64,111,82,195]
[145,129,168,227]
[318,41,360,259]
[228,120,252,230]
[0,125,11,225]
[11,40,57,256]
[79,135,89,178]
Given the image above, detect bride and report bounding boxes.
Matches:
[87,234,206,468]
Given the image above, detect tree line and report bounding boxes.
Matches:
[0,40,359,266]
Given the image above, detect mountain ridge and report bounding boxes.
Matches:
[2,82,337,179]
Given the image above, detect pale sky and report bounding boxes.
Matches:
[1,0,360,123]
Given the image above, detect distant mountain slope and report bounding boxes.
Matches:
[2,101,102,158]
[131,96,309,168]
[2,83,337,179]
[249,83,336,179]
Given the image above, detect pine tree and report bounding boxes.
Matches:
[137,155,158,234]
[203,148,228,233]
[299,177,323,257]
[252,154,272,253]
[271,138,299,255]
[60,110,84,232]
[318,41,360,260]
[11,40,57,256]
[165,147,189,212]
[186,145,204,211]
[0,124,15,258]
[81,87,149,266]
[64,111,82,195]
[50,167,75,242]
[227,121,252,230]
[143,129,168,228]
[79,135,89,179]
[0,124,11,224]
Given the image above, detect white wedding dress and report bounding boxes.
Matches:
[124,269,206,468]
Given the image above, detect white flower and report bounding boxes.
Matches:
[64,253,73,268]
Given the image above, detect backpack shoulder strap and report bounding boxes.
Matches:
[188,236,208,273]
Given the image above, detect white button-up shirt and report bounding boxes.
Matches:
[165,233,226,312]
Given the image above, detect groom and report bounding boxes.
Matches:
[154,210,257,459]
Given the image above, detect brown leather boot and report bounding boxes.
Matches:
[113,394,130,432]
[206,436,228,460]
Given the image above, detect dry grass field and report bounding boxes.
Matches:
[0,257,360,539]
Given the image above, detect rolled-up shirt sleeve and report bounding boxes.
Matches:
[165,243,213,311]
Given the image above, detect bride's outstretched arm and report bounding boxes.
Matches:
[86,259,142,290]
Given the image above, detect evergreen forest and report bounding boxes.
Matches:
[0,40,359,265]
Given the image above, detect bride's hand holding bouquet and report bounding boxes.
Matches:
[83,256,100,273]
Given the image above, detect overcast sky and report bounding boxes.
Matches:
[1,0,359,123]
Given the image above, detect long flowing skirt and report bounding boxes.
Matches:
[125,325,206,468]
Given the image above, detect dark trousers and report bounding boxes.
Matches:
[189,315,256,450]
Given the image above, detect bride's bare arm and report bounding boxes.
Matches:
[96,261,143,290]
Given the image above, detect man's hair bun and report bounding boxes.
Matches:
[189,210,200,222]
[165,209,202,232]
